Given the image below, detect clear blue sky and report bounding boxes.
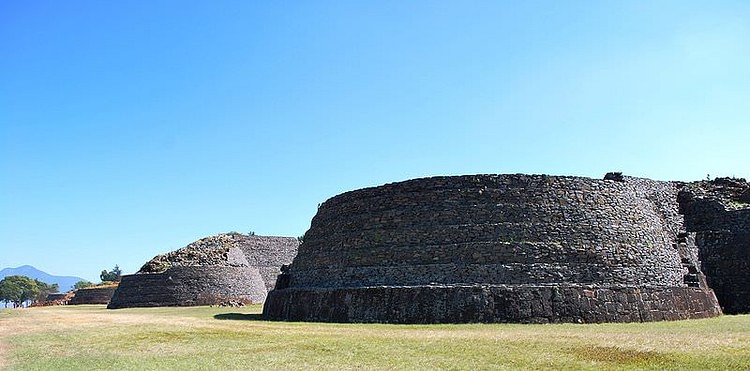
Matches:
[1,1,748,282]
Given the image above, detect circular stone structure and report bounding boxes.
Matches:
[263,174,722,323]
[108,233,298,309]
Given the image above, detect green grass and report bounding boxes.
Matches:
[1,305,749,370]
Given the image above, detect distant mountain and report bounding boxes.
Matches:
[0,265,86,292]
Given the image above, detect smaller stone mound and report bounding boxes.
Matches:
[69,285,118,305]
[108,233,298,309]
[36,292,75,306]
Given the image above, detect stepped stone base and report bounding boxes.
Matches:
[263,285,721,324]
[69,286,117,305]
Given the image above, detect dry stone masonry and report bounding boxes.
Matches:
[678,178,750,314]
[108,233,298,308]
[263,174,730,324]
[68,285,118,305]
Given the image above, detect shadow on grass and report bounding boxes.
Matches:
[214,313,264,321]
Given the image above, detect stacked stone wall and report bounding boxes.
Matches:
[264,174,720,323]
[46,293,71,301]
[290,175,697,289]
[69,286,117,305]
[108,266,266,308]
[679,178,750,313]
[44,292,75,305]
[236,236,300,292]
[264,285,719,324]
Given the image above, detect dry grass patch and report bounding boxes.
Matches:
[1,305,749,370]
[570,346,674,367]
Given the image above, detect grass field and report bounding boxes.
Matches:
[1,305,749,370]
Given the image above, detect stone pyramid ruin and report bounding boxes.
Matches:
[263,174,749,324]
[108,233,298,308]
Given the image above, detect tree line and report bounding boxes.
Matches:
[0,265,123,308]
[0,276,58,308]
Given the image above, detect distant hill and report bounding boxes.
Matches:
[0,265,86,292]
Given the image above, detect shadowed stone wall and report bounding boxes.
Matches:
[264,174,721,323]
[679,178,750,314]
[108,234,298,309]
[264,285,718,324]
[69,285,117,305]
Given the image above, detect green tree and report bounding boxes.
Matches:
[100,265,122,283]
[0,275,39,308]
[33,280,59,302]
[74,280,93,290]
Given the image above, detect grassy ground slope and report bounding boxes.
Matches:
[1,305,749,370]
